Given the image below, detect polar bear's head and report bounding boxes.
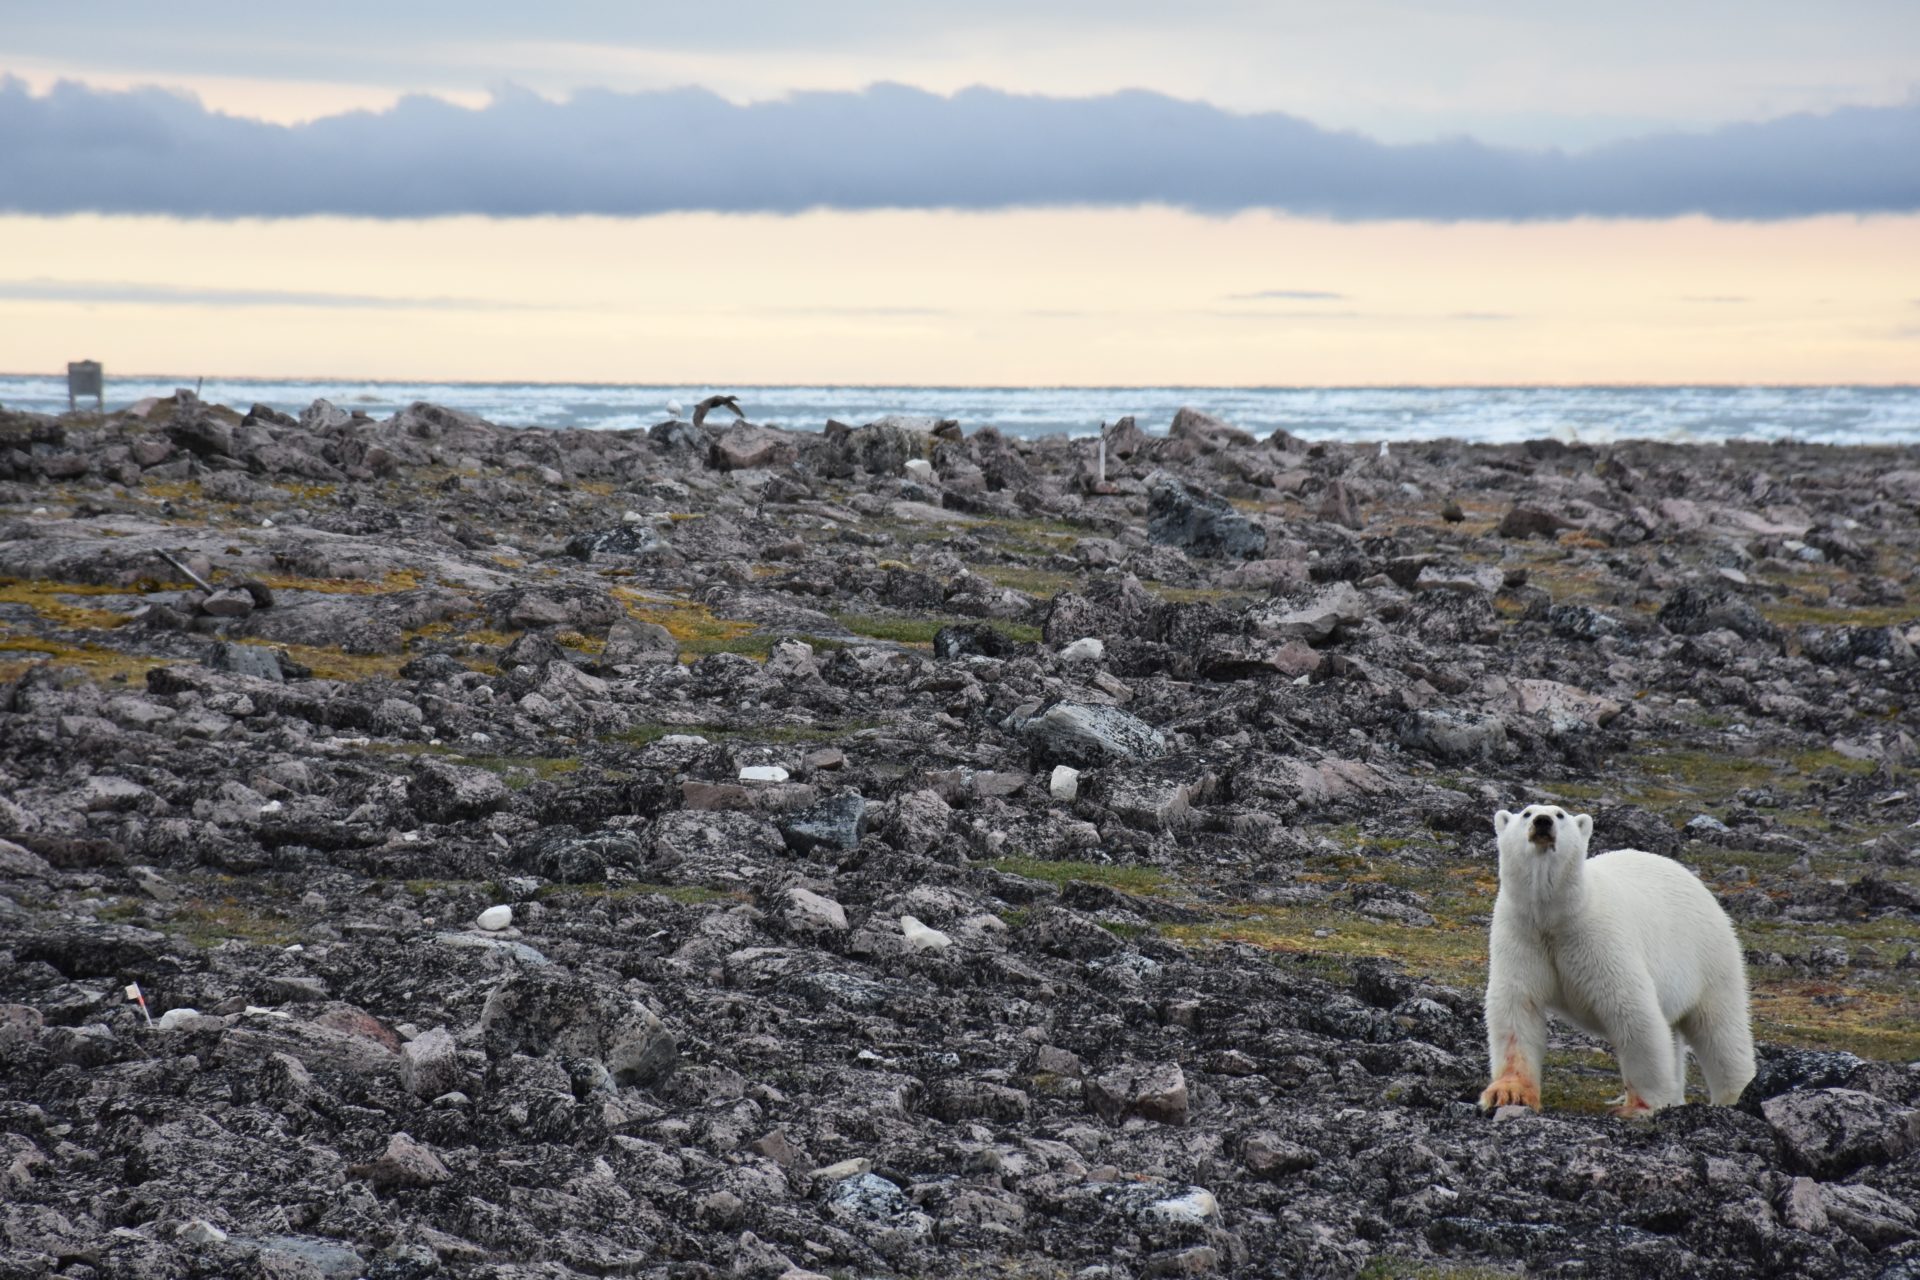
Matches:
[1494,804,1592,862]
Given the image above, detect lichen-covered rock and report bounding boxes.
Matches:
[1761,1088,1918,1178]
[408,759,510,823]
[1021,702,1166,767]
[1086,1061,1189,1126]
[1146,474,1265,559]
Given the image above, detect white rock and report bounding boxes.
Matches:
[1049,765,1081,802]
[177,1219,228,1245]
[810,1156,873,1180]
[739,765,790,783]
[476,905,513,931]
[156,1007,202,1031]
[1058,637,1105,663]
[658,734,710,746]
[1143,1187,1219,1225]
[622,509,645,524]
[901,915,953,953]
[903,458,935,482]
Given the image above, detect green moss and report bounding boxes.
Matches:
[609,589,766,660]
[1540,1048,1632,1115]
[830,612,1042,647]
[1162,903,1488,989]
[973,564,1079,596]
[0,633,169,683]
[1764,601,1915,628]
[170,899,301,949]
[988,856,1172,895]
[362,742,580,788]
[1749,977,1920,1061]
[1788,748,1879,777]
[0,578,139,629]
[464,755,580,789]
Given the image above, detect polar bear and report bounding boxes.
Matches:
[1480,804,1754,1116]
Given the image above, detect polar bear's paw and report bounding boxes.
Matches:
[1609,1092,1657,1120]
[1478,1074,1540,1111]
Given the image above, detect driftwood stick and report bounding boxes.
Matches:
[154,549,214,593]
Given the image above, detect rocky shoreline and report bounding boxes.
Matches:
[2,392,1918,1278]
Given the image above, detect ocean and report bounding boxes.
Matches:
[3,376,1917,446]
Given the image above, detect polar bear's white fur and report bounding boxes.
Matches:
[1481,804,1754,1116]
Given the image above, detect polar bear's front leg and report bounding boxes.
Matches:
[1481,957,1547,1111]
[1603,985,1682,1116]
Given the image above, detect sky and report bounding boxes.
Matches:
[2,2,1917,385]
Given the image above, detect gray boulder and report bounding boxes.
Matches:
[779,793,869,855]
[1399,710,1509,762]
[1146,474,1265,559]
[1022,702,1167,767]
[1246,582,1367,645]
[1086,1061,1189,1126]
[1761,1088,1918,1178]
[408,759,511,823]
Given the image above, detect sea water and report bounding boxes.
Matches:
[2,376,1916,446]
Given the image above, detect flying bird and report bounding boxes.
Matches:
[691,394,746,428]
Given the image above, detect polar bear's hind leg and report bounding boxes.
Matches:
[1680,998,1756,1106]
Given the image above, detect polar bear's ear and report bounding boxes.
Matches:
[1572,813,1592,840]
[1493,809,1514,838]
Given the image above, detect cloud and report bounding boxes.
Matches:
[0,276,542,309]
[2,75,1916,221]
[1227,289,1347,300]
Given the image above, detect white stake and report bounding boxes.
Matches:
[125,982,154,1027]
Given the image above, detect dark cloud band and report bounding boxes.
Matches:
[2,76,1915,221]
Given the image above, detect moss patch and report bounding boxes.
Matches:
[611,589,765,660]
[1164,907,1489,990]
[258,569,424,595]
[169,898,301,949]
[1748,978,1920,1061]
[973,565,1079,596]
[1763,601,1915,628]
[0,635,168,683]
[0,579,138,629]
[831,612,1042,647]
[987,856,1172,896]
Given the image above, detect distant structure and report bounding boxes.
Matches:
[67,360,104,413]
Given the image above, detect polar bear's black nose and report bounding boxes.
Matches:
[1530,813,1554,839]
